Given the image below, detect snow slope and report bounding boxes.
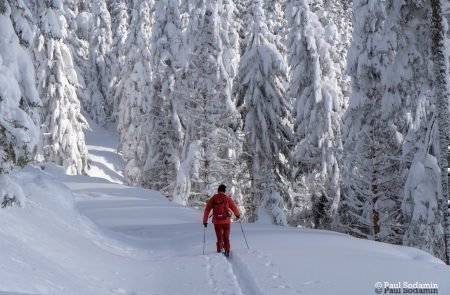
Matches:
[0,122,449,295]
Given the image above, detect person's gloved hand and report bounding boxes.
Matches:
[236,215,240,220]
[203,223,207,228]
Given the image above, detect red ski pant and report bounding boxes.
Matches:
[214,223,231,252]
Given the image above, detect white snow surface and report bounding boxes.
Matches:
[0,122,449,295]
[84,120,125,184]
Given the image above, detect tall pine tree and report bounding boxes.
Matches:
[115,0,153,184]
[34,0,89,175]
[288,0,346,229]
[430,0,450,264]
[173,0,241,206]
[340,0,406,243]
[141,0,183,197]
[108,0,130,116]
[87,0,113,124]
[0,1,41,175]
[236,0,292,225]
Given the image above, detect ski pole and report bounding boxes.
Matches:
[239,221,250,250]
[203,225,206,255]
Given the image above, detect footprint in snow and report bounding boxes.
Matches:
[247,250,303,294]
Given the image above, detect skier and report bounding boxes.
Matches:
[203,184,240,257]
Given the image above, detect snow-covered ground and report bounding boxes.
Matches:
[0,122,449,295]
[84,121,125,184]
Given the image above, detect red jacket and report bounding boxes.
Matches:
[203,193,240,224]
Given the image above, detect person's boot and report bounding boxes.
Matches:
[224,250,230,257]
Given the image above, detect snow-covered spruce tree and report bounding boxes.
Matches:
[87,0,113,124]
[287,0,345,229]
[34,0,89,175]
[399,7,445,255]
[108,0,130,115]
[107,0,129,58]
[340,0,407,243]
[6,0,40,125]
[141,0,183,197]
[323,0,352,102]
[263,0,287,55]
[360,0,447,260]
[9,0,34,48]
[403,119,446,261]
[235,0,251,55]
[218,0,245,204]
[173,0,241,206]
[219,0,240,87]
[342,0,352,11]
[236,0,292,225]
[115,0,153,184]
[430,0,450,264]
[0,2,41,205]
[60,0,92,127]
[233,0,251,204]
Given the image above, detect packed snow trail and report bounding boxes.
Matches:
[64,176,262,295]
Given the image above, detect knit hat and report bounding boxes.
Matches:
[218,184,226,193]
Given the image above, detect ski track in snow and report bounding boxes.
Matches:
[230,250,303,295]
[205,249,302,295]
[225,253,266,295]
[205,254,244,295]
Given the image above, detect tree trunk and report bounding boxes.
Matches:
[430,0,450,265]
[372,176,380,240]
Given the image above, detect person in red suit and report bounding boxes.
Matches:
[203,184,240,257]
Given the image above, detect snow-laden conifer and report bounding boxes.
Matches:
[236,0,292,225]
[429,0,450,264]
[376,0,447,259]
[34,0,89,175]
[288,0,346,229]
[173,0,241,206]
[141,0,184,197]
[264,0,287,54]
[340,0,404,242]
[87,0,113,124]
[9,0,34,48]
[61,0,92,127]
[108,0,129,115]
[0,2,41,175]
[114,0,153,184]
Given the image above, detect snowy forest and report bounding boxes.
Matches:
[1,0,450,263]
